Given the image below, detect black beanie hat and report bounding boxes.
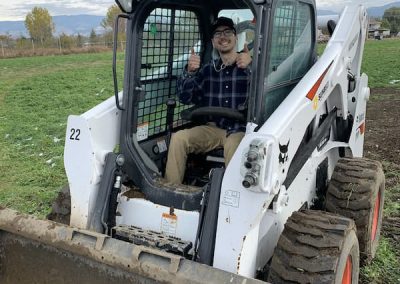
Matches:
[211,17,236,35]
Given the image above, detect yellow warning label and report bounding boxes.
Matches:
[161,213,177,236]
[312,95,319,110]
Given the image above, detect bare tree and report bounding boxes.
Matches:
[25,7,55,46]
[102,4,126,46]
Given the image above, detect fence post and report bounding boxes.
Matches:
[58,36,62,53]
[0,40,4,57]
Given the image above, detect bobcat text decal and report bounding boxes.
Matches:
[306,61,334,104]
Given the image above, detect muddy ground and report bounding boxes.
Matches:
[365,88,400,165]
[364,88,400,251]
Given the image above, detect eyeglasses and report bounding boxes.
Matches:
[213,29,235,38]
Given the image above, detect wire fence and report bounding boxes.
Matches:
[0,37,126,58]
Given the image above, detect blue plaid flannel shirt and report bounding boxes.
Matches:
[177,59,250,135]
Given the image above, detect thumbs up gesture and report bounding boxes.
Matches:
[236,43,252,69]
[188,47,201,73]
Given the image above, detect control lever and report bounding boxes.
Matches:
[165,98,176,148]
[162,98,176,176]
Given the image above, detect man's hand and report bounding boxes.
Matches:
[188,47,201,73]
[236,43,252,69]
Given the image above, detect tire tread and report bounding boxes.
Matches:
[326,157,385,262]
[268,210,356,284]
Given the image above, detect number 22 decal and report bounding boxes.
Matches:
[70,128,81,140]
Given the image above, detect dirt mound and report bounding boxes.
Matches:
[364,88,400,165]
[47,185,71,225]
[364,87,400,266]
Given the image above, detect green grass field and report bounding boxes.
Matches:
[0,52,124,215]
[0,39,399,283]
[361,40,400,88]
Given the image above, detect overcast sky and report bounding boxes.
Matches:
[0,0,396,21]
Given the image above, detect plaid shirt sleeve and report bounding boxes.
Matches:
[177,66,205,105]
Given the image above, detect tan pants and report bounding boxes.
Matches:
[165,124,244,185]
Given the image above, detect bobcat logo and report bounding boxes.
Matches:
[279,140,290,164]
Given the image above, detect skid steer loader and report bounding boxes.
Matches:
[0,0,385,283]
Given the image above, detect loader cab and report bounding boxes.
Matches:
[115,0,316,210]
[259,0,317,122]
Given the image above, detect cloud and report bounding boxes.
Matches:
[0,0,114,21]
[1,0,398,21]
[317,0,396,11]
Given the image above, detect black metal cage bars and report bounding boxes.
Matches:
[136,8,203,141]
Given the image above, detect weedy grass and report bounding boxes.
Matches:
[361,160,400,283]
[318,39,400,89]
[362,39,400,89]
[361,237,400,284]
[381,161,400,218]
[0,40,399,282]
[0,52,124,217]
[360,40,400,283]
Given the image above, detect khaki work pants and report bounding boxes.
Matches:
[165,124,244,185]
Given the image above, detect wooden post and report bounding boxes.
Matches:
[1,40,4,57]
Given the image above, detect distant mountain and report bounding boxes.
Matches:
[54,15,105,35]
[317,9,338,16]
[1,2,399,37]
[318,1,400,18]
[1,11,341,37]
[367,1,400,18]
[0,14,105,37]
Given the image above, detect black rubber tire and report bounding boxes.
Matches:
[268,210,359,284]
[326,158,385,263]
[47,185,71,225]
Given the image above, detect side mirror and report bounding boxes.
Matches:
[115,0,134,13]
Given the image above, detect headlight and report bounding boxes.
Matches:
[240,137,279,194]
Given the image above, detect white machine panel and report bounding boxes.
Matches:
[65,95,121,228]
[117,197,199,243]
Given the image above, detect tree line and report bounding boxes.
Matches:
[0,5,126,57]
[381,7,400,34]
[17,5,400,41]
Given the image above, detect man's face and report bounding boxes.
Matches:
[212,25,236,54]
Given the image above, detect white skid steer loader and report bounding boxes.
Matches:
[0,0,385,283]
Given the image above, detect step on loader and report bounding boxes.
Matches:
[0,0,385,283]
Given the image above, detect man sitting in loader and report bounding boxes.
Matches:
[165,17,252,185]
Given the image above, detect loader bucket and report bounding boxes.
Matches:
[0,208,263,284]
